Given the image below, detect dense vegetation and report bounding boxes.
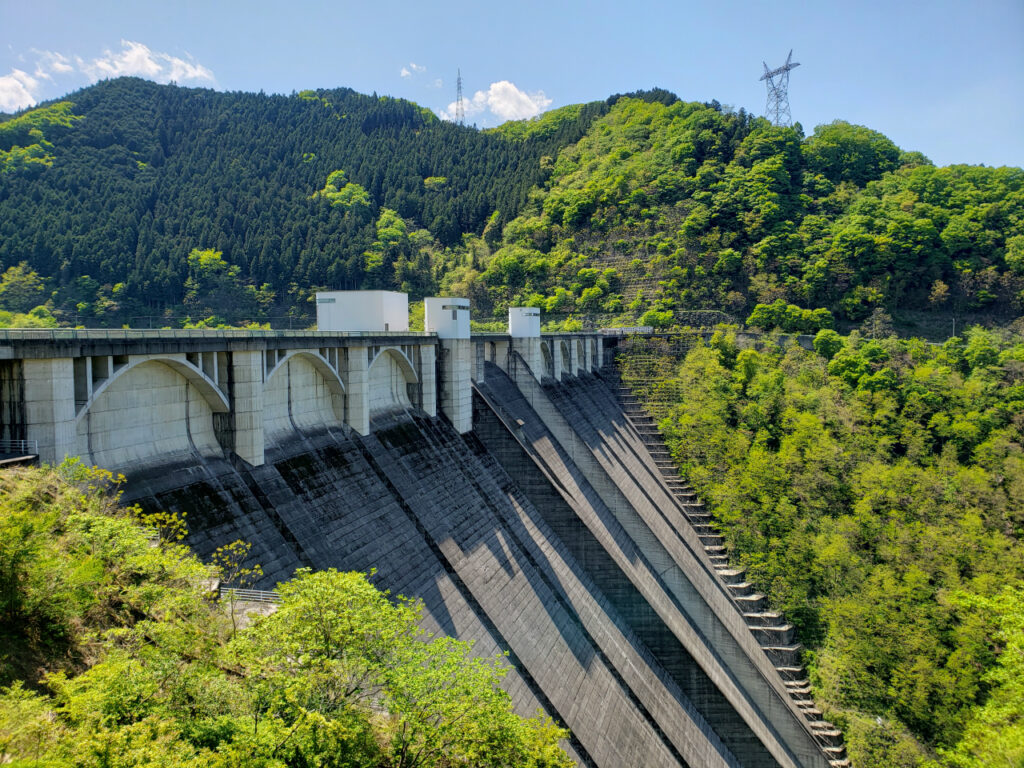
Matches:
[463,100,1023,333]
[620,325,1024,767]
[4,75,1023,766]
[0,462,571,767]
[1,79,1020,332]
[0,78,607,326]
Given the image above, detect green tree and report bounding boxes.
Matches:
[639,308,674,328]
[860,307,895,339]
[929,587,1024,768]
[813,328,843,360]
[232,569,572,768]
[183,248,269,323]
[803,121,903,186]
[313,169,373,215]
[0,263,47,313]
[621,328,1024,767]
[0,466,572,768]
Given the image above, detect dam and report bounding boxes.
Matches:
[0,296,848,768]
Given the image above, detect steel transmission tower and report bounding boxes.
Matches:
[759,50,800,126]
[455,69,465,125]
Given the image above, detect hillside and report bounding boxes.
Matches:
[467,99,1024,335]
[620,327,1024,768]
[0,78,605,326]
[1,79,1021,331]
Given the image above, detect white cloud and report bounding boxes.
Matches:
[0,68,38,112]
[431,78,443,89]
[1,41,215,112]
[81,40,213,84]
[32,50,74,80]
[401,61,427,79]
[440,80,552,124]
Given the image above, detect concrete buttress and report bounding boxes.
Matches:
[24,358,75,464]
[438,338,472,433]
[231,350,265,466]
[419,344,437,418]
[344,345,370,435]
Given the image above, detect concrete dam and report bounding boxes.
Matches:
[0,301,848,768]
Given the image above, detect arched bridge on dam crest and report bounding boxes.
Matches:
[0,327,601,468]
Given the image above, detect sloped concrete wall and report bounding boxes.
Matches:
[263,356,344,440]
[123,414,744,767]
[116,354,829,768]
[479,362,828,768]
[77,360,221,468]
[475,369,786,768]
[367,350,413,415]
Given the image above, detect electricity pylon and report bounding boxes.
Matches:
[760,50,800,127]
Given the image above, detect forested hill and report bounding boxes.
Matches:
[473,99,1024,335]
[0,77,1022,331]
[0,77,607,325]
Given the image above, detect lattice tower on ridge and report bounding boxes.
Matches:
[760,50,800,127]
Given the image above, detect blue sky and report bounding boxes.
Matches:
[3,0,1022,167]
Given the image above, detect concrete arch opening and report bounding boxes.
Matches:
[75,358,225,470]
[576,339,586,373]
[559,340,571,380]
[368,347,419,416]
[541,341,554,380]
[263,352,346,441]
[76,356,229,422]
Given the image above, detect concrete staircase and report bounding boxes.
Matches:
[611,378,850,768]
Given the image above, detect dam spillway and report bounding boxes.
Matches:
[0,324,846,768]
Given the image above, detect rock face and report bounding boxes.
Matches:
[123,362,840,768]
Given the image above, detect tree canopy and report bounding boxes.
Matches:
[1,80,1019,331]
[619,325,1024,768]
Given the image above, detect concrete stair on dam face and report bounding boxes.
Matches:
[606,369,849,767]
[477,371,808,768]
[785,683,814,702]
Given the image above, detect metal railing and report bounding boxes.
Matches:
[0,328,433,342]
[601,326,654,335]
[0,439,38,455]
[218,586,281,604]
[0,322,731,345]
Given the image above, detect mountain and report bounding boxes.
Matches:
[0,77,605,325]
[0,77,1022,331]
[470,98,1024,334]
